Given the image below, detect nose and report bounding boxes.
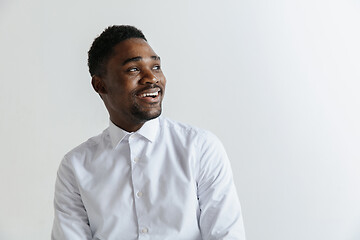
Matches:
[140,69,159,85]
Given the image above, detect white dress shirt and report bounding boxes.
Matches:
[52,117,246,240]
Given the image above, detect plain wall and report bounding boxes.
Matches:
[0,0,359,239]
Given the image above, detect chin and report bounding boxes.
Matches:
[132,107,162,122]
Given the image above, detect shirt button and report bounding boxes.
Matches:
[134,157,140,163]
[137,191,143,197]
[141,228,148,233]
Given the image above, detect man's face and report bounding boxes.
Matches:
[94,38,166,131]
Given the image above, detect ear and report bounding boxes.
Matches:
[91,75,107,94]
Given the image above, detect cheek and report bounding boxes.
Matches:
[110,81,133,94]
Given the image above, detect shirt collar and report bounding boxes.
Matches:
[108,118,159,148]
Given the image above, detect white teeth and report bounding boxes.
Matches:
[140,91,159,97]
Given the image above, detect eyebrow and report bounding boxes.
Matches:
[122,56,160,66]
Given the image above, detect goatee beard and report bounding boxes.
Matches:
[130,103,162,122]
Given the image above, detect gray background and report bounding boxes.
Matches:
[0,0,359,239]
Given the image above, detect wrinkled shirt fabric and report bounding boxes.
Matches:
[52,117,246,240]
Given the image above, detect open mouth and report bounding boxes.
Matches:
[138,91,159,98]
[136,87,161,102]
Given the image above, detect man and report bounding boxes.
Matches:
[52,25,246,240]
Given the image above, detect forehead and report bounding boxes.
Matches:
[111,38,158,61]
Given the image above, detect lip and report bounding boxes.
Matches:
[135,87,162,104]
[136,87,161,96]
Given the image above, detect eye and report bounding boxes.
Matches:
[127,67,139,72]
[153,65,161,70]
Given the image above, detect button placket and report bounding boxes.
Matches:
[128,134,149,237]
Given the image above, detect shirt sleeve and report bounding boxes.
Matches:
[52,157,92,240]
[196,131,246,240]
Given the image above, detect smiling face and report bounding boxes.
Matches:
[92,38,166,132]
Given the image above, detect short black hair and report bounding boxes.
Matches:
[88,25,147,77]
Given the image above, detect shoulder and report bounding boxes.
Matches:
[159,116,222,147]
[62,128,110,165]
[159,116,208,137]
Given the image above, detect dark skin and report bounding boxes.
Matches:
[92,38,166,132]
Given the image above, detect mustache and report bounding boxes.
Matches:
[135,84,163,94]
